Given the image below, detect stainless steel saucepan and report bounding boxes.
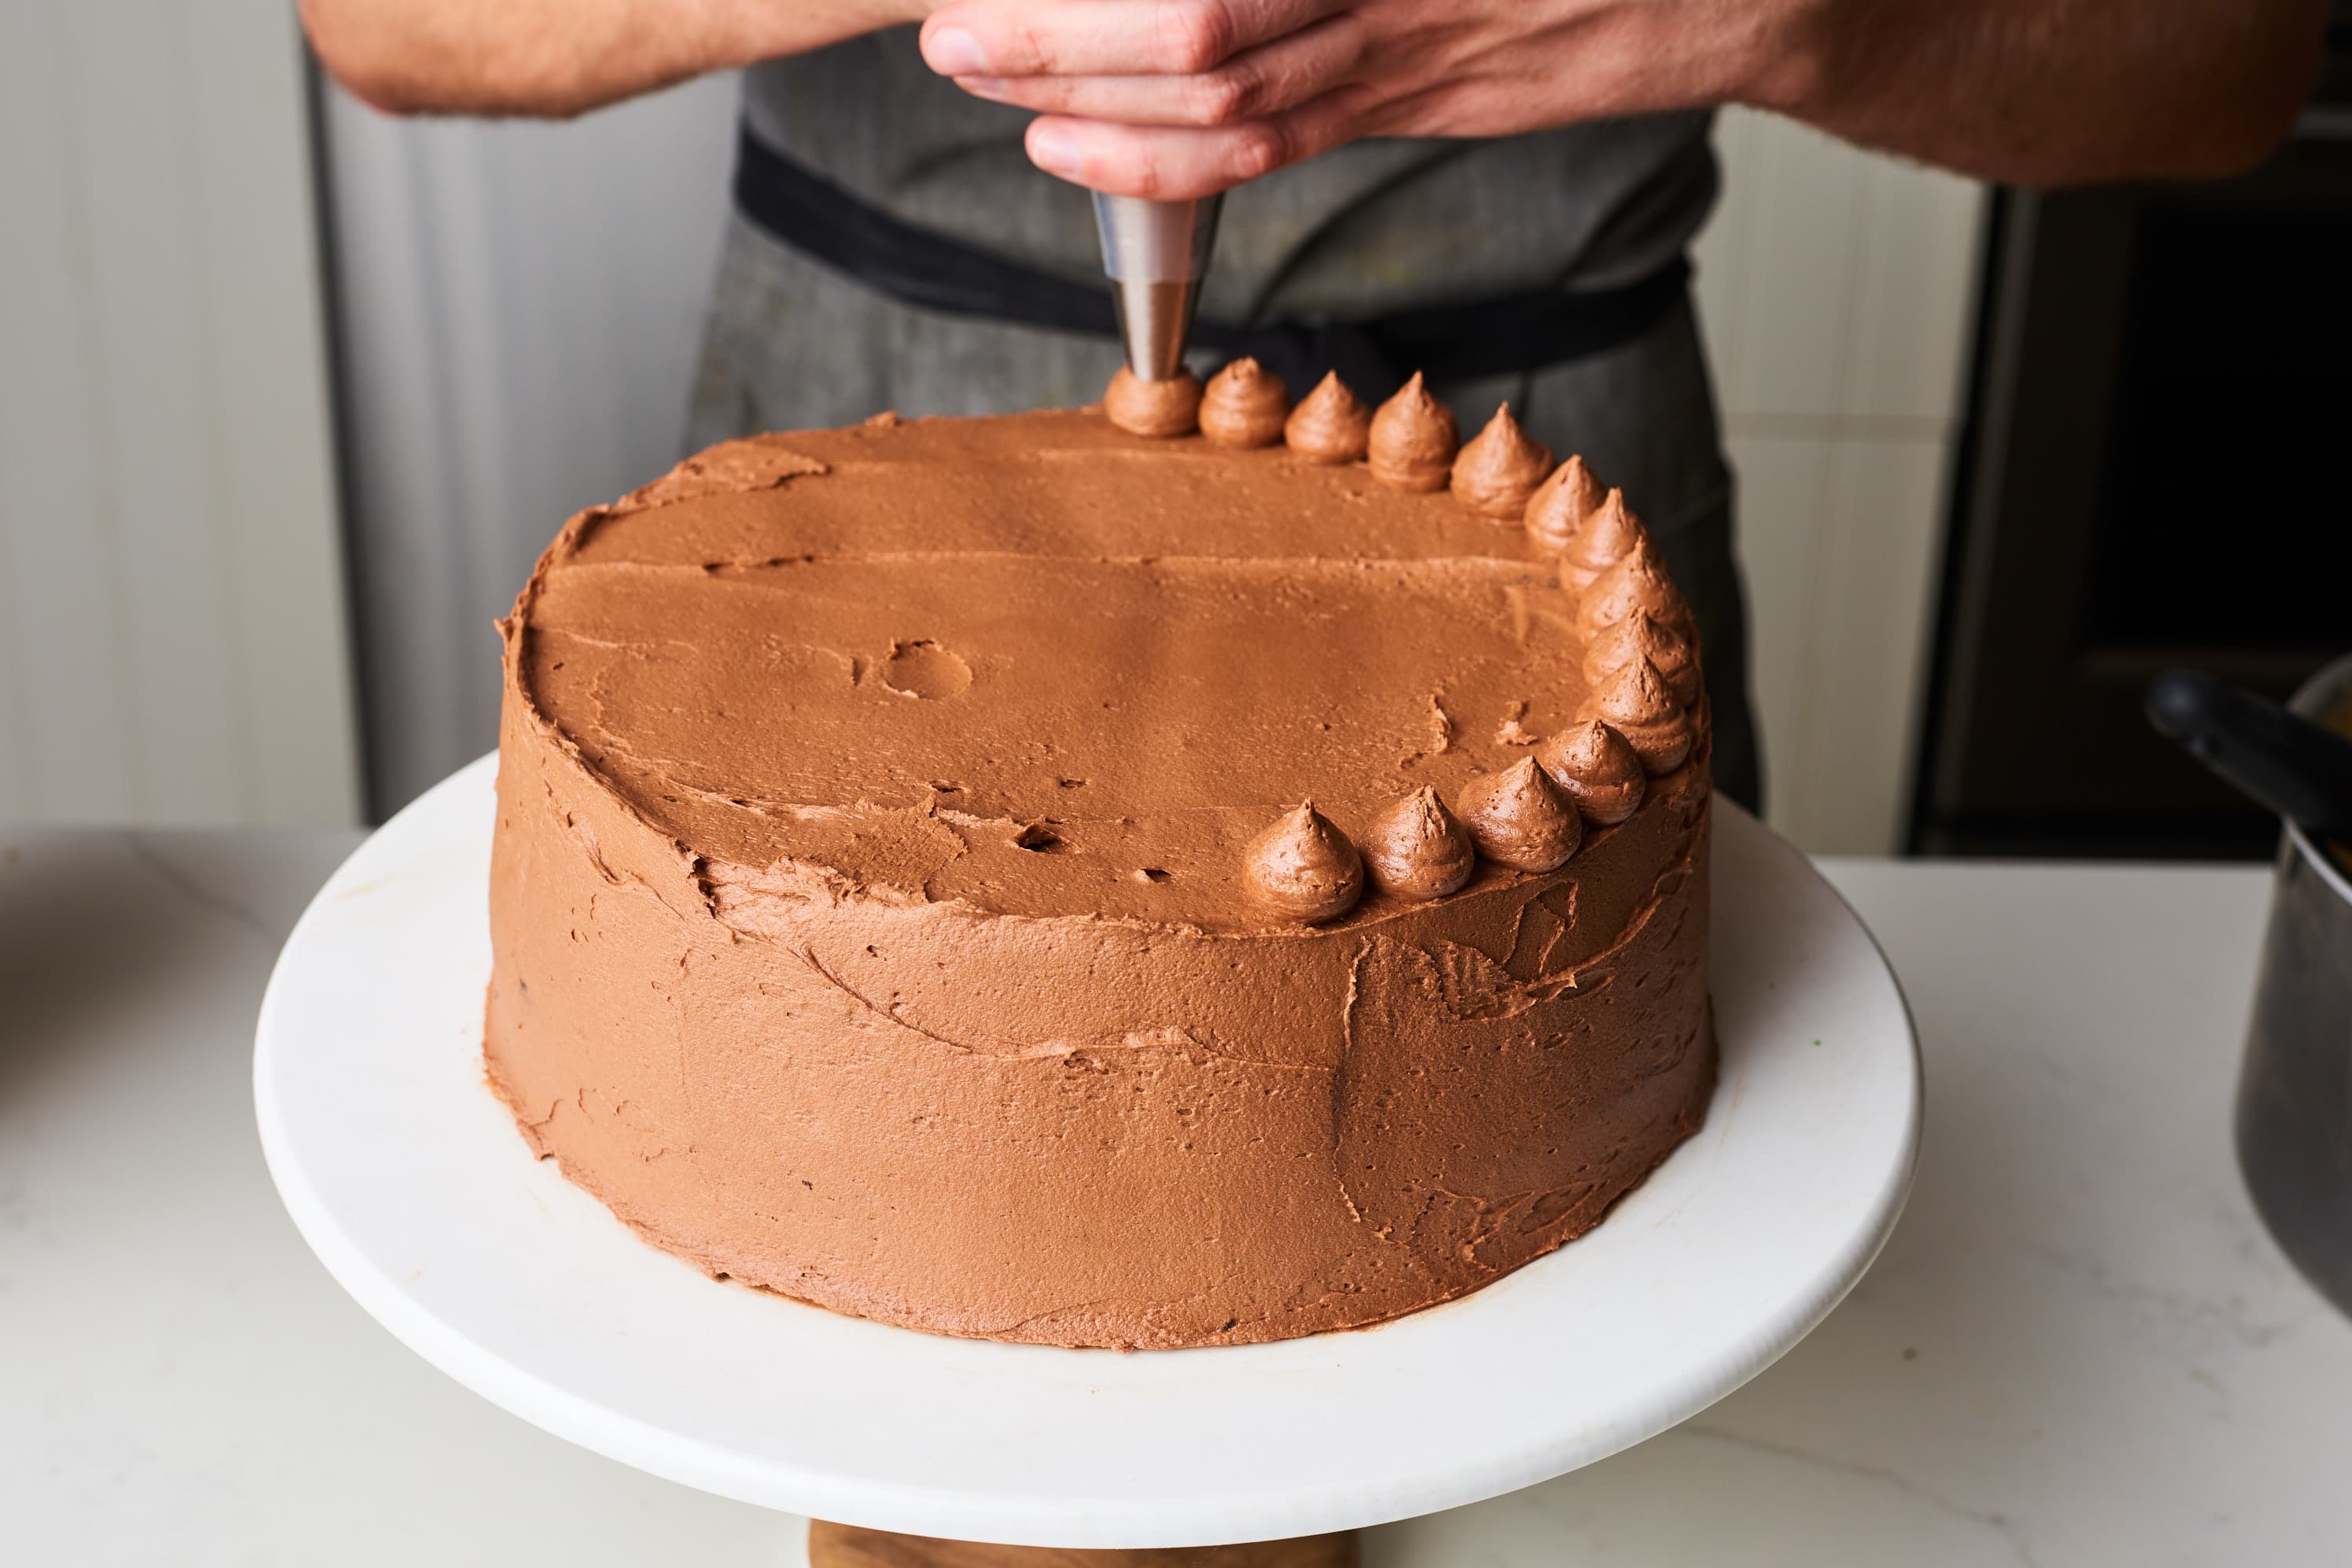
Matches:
[2149,654,2352,1319]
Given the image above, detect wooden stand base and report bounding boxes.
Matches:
[806,1521,1359,1566]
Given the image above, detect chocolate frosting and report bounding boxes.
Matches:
[1104,365,1203,437]
[1586,657,1696,775]
[1245,802,1366,921]
[486,408,1715,1351]
[1199,358,1291,448]
[1283,371,1371,464]
[1368,372,1459,492]
[619,438,829,511]
[1457,757,1582,872]
[1450,403,1555,523]
[511,411,1625,928]
[1523,454,1605,556]
[1559,487,1643,593]
[1536,719,1648,826]
[1586,612,1702,706]
[1576,533,1691,638]
[1363,786,1476,901]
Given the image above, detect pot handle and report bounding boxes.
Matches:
[2145,670,2352,847]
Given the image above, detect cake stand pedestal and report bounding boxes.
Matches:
[255,757,1918,1554]
[806,1522,1355,1565]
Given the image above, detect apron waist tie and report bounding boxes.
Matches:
[732,122,1690,400]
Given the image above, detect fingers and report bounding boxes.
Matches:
[956,16,1363,125]
[1022,89,1367,198]
[920,0,1340,79]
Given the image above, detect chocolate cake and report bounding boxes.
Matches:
[485,368,1715,1350]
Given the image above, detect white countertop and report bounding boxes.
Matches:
[4,828,2347,1566]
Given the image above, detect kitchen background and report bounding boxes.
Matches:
[2,0,2343,855]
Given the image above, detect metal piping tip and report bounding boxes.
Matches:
[1092,193,1222,381]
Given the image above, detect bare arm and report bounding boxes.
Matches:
[1762,0,2326,183]
[301,0,934,118]
[912,0,2327,198]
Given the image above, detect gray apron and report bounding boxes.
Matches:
[686,31,1761,807]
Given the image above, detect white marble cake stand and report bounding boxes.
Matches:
[255,755,1920,1551]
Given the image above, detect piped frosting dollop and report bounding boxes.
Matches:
[1576,534,1691,638]
[1456,757,1583,872]
[1535,720,1648,825]
[1363,786,1476,901]
[1559,488,1643,593]
[1584,658,1695,775]
[1105,366,1203,438]
[1585,612,1702,706]
[1450,404,1554,522]
[1368,372,1459,492]
[1243,802,1363,922]
[1283,372,1371,463]
[1523,455,1605,556]
[1199,358,1291,448]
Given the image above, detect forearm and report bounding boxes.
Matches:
[303,0,931,118]
[1755,0,2326,183]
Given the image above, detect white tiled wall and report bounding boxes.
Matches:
[1697,110,1986,852]
[0,2,360,827]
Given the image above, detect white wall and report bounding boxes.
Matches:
[321,75,739,817]
[0,1,360,827]
[1697,111,1987,853]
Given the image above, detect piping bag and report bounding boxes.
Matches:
[1091,193,1224,379]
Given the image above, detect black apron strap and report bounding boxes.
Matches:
[732,123,1688,400]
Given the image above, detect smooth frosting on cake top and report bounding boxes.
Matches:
[521,409,1606,930]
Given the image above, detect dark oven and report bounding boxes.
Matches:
[1914,15,2352,858]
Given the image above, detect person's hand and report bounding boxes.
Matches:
[916,0,1813,197]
